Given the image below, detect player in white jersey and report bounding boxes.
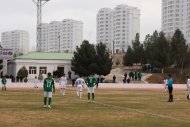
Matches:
[60,74,67,96]
[34,76,39,92]
[163,77,168,92]
[75,76,86,99]
[186,76,190,91]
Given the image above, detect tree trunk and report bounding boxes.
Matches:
[180,60,184,74]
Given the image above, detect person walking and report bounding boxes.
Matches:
[33,76,39,92]
[68,71,72,79]
[163,76,168,92]
[113,75,116,83]
[60,74,67,96]
[1,76,7,92]
[75,75,86,99]
[43,72,55,109]
[186,76,190,91]
[85,73,96,103]
[167,74,173,102]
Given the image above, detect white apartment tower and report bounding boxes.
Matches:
[1,30,29,54]
[97,5,140,53]
[37,19,83,53]
[162,0,190,44]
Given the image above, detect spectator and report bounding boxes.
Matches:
[68,71,72,79]
[113,75,116,83]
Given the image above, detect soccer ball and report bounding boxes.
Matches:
[187,94,190,100]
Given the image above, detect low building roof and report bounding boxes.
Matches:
[15,52,73,60]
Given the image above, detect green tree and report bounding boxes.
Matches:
[71,40,96,76]
[151,32,170,70]
[132,33,145,65]
[71,41,112,76]
[143,34,152,64]
[123,46,133,66]
[17,66,28,78]
[184,49,190,68]
[95,42,112,76]
[170,29,188,74]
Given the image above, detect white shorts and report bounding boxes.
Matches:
[88,87,94,93]
[60,84,66,89]
[187,84,190,90]
[44,91,52,98]
[34,84,38,88]
[77,85,83,92]
[2,85,6,87]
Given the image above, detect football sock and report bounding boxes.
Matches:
[44,97,47,105]
[171,95,173,101]
[80,91,82,98]
[92,93,95,100]
[48,98,52,105]
[88,93,90,100]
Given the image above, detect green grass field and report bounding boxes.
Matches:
[0,88,190,127]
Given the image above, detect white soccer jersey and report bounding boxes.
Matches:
[34,79,38,84]
[60,76,67,85]
[75,78,85,86]
[34,78,39,87]
[187,78,190,90]
[164,79,168,86]
[187,79,190,85]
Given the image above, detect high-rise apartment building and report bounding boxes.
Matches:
[162,0,190,44]
[97,5,140,53]
[1,30,29,54]
[37,19,83,53]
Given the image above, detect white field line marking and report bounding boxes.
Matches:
[67,88,190,123]
[79,99,190,123]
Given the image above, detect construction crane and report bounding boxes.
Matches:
[32,0,50,51]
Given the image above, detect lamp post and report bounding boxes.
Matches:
[58,32,60,53]
[32,0,51,52]
[113,41,115,54]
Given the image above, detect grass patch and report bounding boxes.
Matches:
[0,88,190,127]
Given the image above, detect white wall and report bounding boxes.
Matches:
[8,59,72,80]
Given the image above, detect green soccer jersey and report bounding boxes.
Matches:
[43,77,55,92]
[1,78,7,85]
[86,76,96,87]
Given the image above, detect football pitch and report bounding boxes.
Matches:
[0,88,190,127]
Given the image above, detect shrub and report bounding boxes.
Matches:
[17,66,28,79]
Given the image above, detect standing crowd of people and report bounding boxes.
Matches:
[122,71,142,83]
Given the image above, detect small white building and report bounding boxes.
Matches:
[7,52,74,80]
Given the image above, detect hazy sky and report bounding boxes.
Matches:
[0,0,162,51]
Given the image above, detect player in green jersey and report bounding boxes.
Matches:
[1,76,7,92]
[85,73,96,103]
[43,72,55,108]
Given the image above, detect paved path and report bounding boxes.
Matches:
[3,82,187,90]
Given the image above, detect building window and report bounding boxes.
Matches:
[39,67,47,74]
[29,66,37,74]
